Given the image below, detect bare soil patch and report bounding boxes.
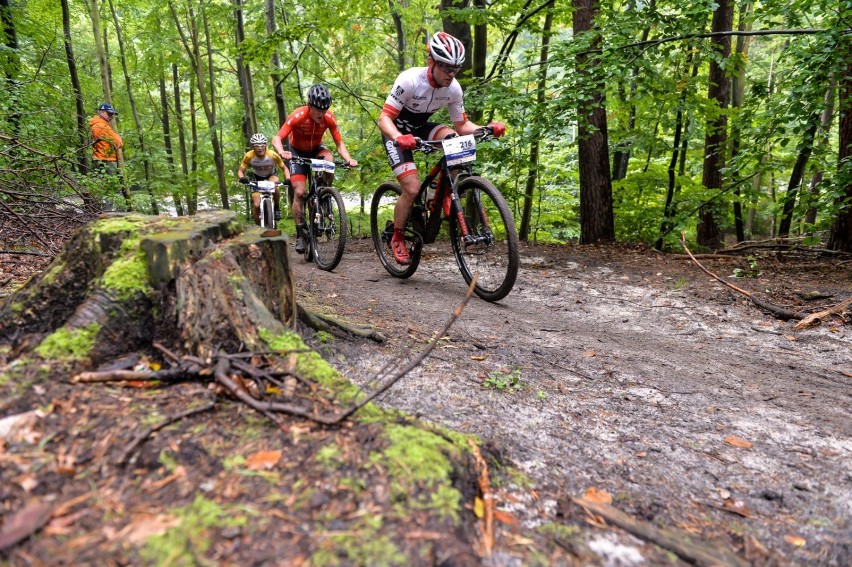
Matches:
[294,238,852,565]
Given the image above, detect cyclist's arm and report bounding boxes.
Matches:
[452,118,482,136]
[334,140,357,166]
[377,111,403,141]
[269,151,291,179]
[237,152,251,180]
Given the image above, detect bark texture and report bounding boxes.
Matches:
[0,211,296,367]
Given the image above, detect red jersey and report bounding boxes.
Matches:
[275,106,342,153]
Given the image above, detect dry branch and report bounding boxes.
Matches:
[571,496,748,567]
[680,234,802,321]
[794,297,852,330]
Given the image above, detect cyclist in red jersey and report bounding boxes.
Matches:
[377,32,506,264]
[272,84,358,253]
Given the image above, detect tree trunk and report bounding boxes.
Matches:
[611,0,653,181]
[777,114,819,237]
[828,31,852,252]
[441,0,472,76]
[108,0,159,215]
[656,47,701,250]
[169,1,229,209]
[388,0,406,72]
[696,0,733,249]
[729,2,752,243]
[234,0,257,143]
[1,0,20,135]
[574,0,614,244]
[265,0,288,125]
[468,0,487,124]
[519,5,553,241]
[160,72,185,216]
[60,0,89,175]
[0,211,296,367]
[804,82,835,227]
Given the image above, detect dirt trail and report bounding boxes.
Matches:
[294,238,852,565]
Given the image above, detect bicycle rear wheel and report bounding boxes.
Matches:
[309,187,347,271]
[449,176,519,302]
[370,182,421,278]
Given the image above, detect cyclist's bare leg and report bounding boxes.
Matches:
[316,148,335,187]
[393,174,420,229]
[269,175,281,211]
[291,179,308,225]
[250,192,261,224]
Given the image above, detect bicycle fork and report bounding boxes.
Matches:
[447,181,495,247]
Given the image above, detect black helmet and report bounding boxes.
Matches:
[307,84,332,110]
[98,102,118,115]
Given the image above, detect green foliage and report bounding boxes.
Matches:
[482,368,525,391]
[140,494,246,564]
[0,0,846,250]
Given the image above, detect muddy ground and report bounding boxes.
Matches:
[1,233,850,566]
[293,238,852,566]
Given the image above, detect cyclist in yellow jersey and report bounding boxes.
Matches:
[237,133,290,225]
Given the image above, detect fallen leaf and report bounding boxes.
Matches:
[473,496,484,518]
[583,487,612,505]
[0,500,53,551]
[470,356,486,361]
[246,450,282,471]
[784,535,806,547]
[584,351,597,358]
[493,510,519,526]
[722,497,752,517]
[724,435,753,449]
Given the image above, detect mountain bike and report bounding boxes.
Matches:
[370,127,519,302]
[288,157,351,272]
[243,179,288,229]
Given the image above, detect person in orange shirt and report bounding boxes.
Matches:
[89,102,123,175]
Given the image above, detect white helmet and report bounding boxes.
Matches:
[428,32,465,66]
[250,133,267,146]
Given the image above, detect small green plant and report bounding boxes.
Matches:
[482,368,525,391]
[731,255,761,278]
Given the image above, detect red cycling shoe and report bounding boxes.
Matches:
[391,237,411,265]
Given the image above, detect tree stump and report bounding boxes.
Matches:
[0,211,296,366]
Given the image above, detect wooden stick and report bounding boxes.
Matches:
[468,438,494,556]
[680,233,802,321]
[116,400,216,465]
[794,297,852,330]
[572,496,748,567]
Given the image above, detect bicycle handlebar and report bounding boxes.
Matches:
[401,126,498,153]
[286,156,357,169]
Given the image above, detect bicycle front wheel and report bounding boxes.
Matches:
[449,176,519,302]
[261,198,275,229]
[309,187,347,271]
[370,182,421,278]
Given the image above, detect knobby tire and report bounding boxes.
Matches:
[309,187,347,272]
[449,176,519,302]
[370,182,421,278]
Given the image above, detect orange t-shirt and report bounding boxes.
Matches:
[89,115,123,161]
[275,106,342,153]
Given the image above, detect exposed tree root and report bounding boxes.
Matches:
[70,277,478,458]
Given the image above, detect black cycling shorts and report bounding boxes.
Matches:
[289,145,329,180]
[383,121,445,179]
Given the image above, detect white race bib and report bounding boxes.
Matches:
[443,135,476,166]
[310,159,336,174]
[256,180,276,191]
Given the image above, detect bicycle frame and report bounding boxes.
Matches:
[409,135,491,246]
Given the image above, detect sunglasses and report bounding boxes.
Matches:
[436,61,461,74]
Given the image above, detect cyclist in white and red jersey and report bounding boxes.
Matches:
[272,84,358,253]
[377,31,506,264]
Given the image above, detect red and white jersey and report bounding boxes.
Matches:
[382,67,467,133]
